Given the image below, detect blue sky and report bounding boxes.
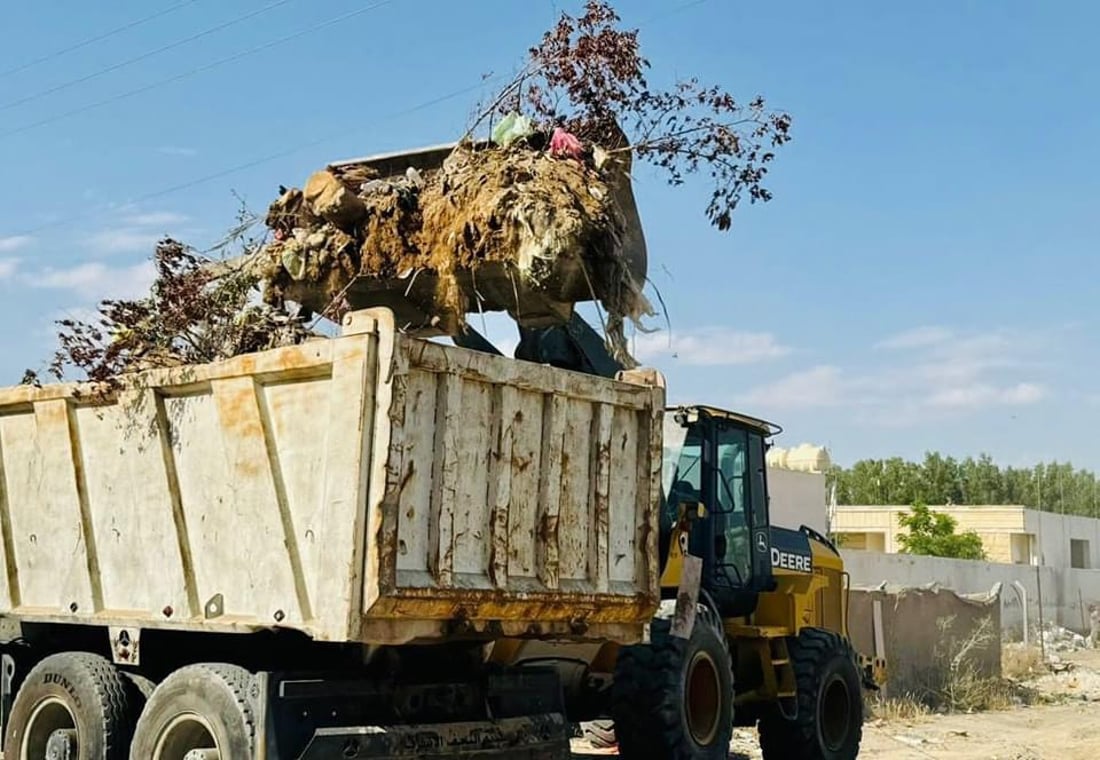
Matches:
[0,0,1097,469]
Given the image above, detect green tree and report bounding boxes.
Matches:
[831,452,1100,518]
[897,503,986,560]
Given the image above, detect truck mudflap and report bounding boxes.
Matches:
[298,713,570,759]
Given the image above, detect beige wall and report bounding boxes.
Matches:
[766,467,828,535]
[835,505,1100,570]
[833,505,1037,564]
[848,586,1001,699]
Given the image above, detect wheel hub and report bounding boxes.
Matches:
[45,729,77,760]
[820,674,852,751]
[685,650,722,746]
[23,697,77,760]
[153,713,221,760]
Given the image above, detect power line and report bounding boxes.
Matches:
[0,1,200,81]
[7,75,495,240]
[2,0,708,239]
[0,0,296,113]
[0,0,395,140]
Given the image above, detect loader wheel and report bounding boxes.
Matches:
[758,629,863,760]
[129,664,255,760]
[4,651,135,759]
[611,608,733,759]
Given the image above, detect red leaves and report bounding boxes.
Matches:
[32,237,311,387]
[499,0,792,231]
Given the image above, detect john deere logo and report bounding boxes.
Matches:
[755,531,768,554]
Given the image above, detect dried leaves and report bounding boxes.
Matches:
[503,0,792,231]
[27,237,314,388]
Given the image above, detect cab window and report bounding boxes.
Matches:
[714,424,750,586]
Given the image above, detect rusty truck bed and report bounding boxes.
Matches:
[0,308,663,645]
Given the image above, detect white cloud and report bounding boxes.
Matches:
[739,366,846,409]
[87,228,162,254]
[33,261,155,300]
[0,235,33,253]
[0,259,18,279]
[123,211,189,227]
[928,382,1046,408]
[633,327,790,366]
[79,208,188,254]
[876,325,953,350]
[738,326,1050,420]
[157,146,198,157]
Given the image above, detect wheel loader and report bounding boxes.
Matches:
[277,142,888,757]
[491,400,885,759]
[310,142,888,759]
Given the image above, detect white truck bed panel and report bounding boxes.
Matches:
[0,310,663,645]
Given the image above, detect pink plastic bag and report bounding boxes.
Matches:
[549,127,584,160]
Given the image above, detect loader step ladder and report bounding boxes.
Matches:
[770,637,799,719]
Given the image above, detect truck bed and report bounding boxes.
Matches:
[0,309,663,645]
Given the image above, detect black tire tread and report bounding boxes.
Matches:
[758,628,863,760]
[8,651,133,759]
[131,662,255,759]
[612,607,733,759]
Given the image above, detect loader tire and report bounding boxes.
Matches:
[758,629,863,760]
[611,607,733,759]
[4,651,135,759]
[129,663,255,760]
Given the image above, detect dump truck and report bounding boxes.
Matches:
[0,141,881,760]
[0,307,664,759]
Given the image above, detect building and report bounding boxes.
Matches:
[766,444,830,536]
[833,504,1100,568]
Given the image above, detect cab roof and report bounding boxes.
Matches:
[668,405,783,437]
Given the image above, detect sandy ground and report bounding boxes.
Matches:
[571,649,1100,759]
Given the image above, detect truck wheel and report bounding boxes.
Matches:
[128,664,255,760]
[579,719,617,748]
[758,629,863,760]
[611,608,733,759]
[4,651,134,759]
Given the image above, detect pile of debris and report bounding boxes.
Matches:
[1040,623,1091,653]
[256,118,651,362]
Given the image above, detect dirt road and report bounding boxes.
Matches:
[572,649,1100,759]
[573,702,1100,758]
[859,701,1099,759]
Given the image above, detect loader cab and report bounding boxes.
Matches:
[661,406,779,617]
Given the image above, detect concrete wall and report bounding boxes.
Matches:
[849,586,1000,700]
[1028,509,1100,569]
[843,549,1100,639]
[766,467,827,535]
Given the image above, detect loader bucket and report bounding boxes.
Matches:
[315,138,648,336]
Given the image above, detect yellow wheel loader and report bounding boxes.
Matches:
[267,142,885,759]
[494,404,884,760]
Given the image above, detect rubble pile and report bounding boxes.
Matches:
[1040,623,1090,653]
[256,119,651,359]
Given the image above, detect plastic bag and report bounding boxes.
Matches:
[492,111,534,147]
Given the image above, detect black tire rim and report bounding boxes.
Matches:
[685,650,722,746]
[820,673,852,751]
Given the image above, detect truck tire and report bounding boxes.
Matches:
[579,719,617,748]
[758,629,863,760]
[611,608,733,759]
[128,664,255,760]
[4,651,134,759]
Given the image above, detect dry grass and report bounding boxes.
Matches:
[866,694,931,722]
[893,615,1038,715]
[1002,643,1044,680]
